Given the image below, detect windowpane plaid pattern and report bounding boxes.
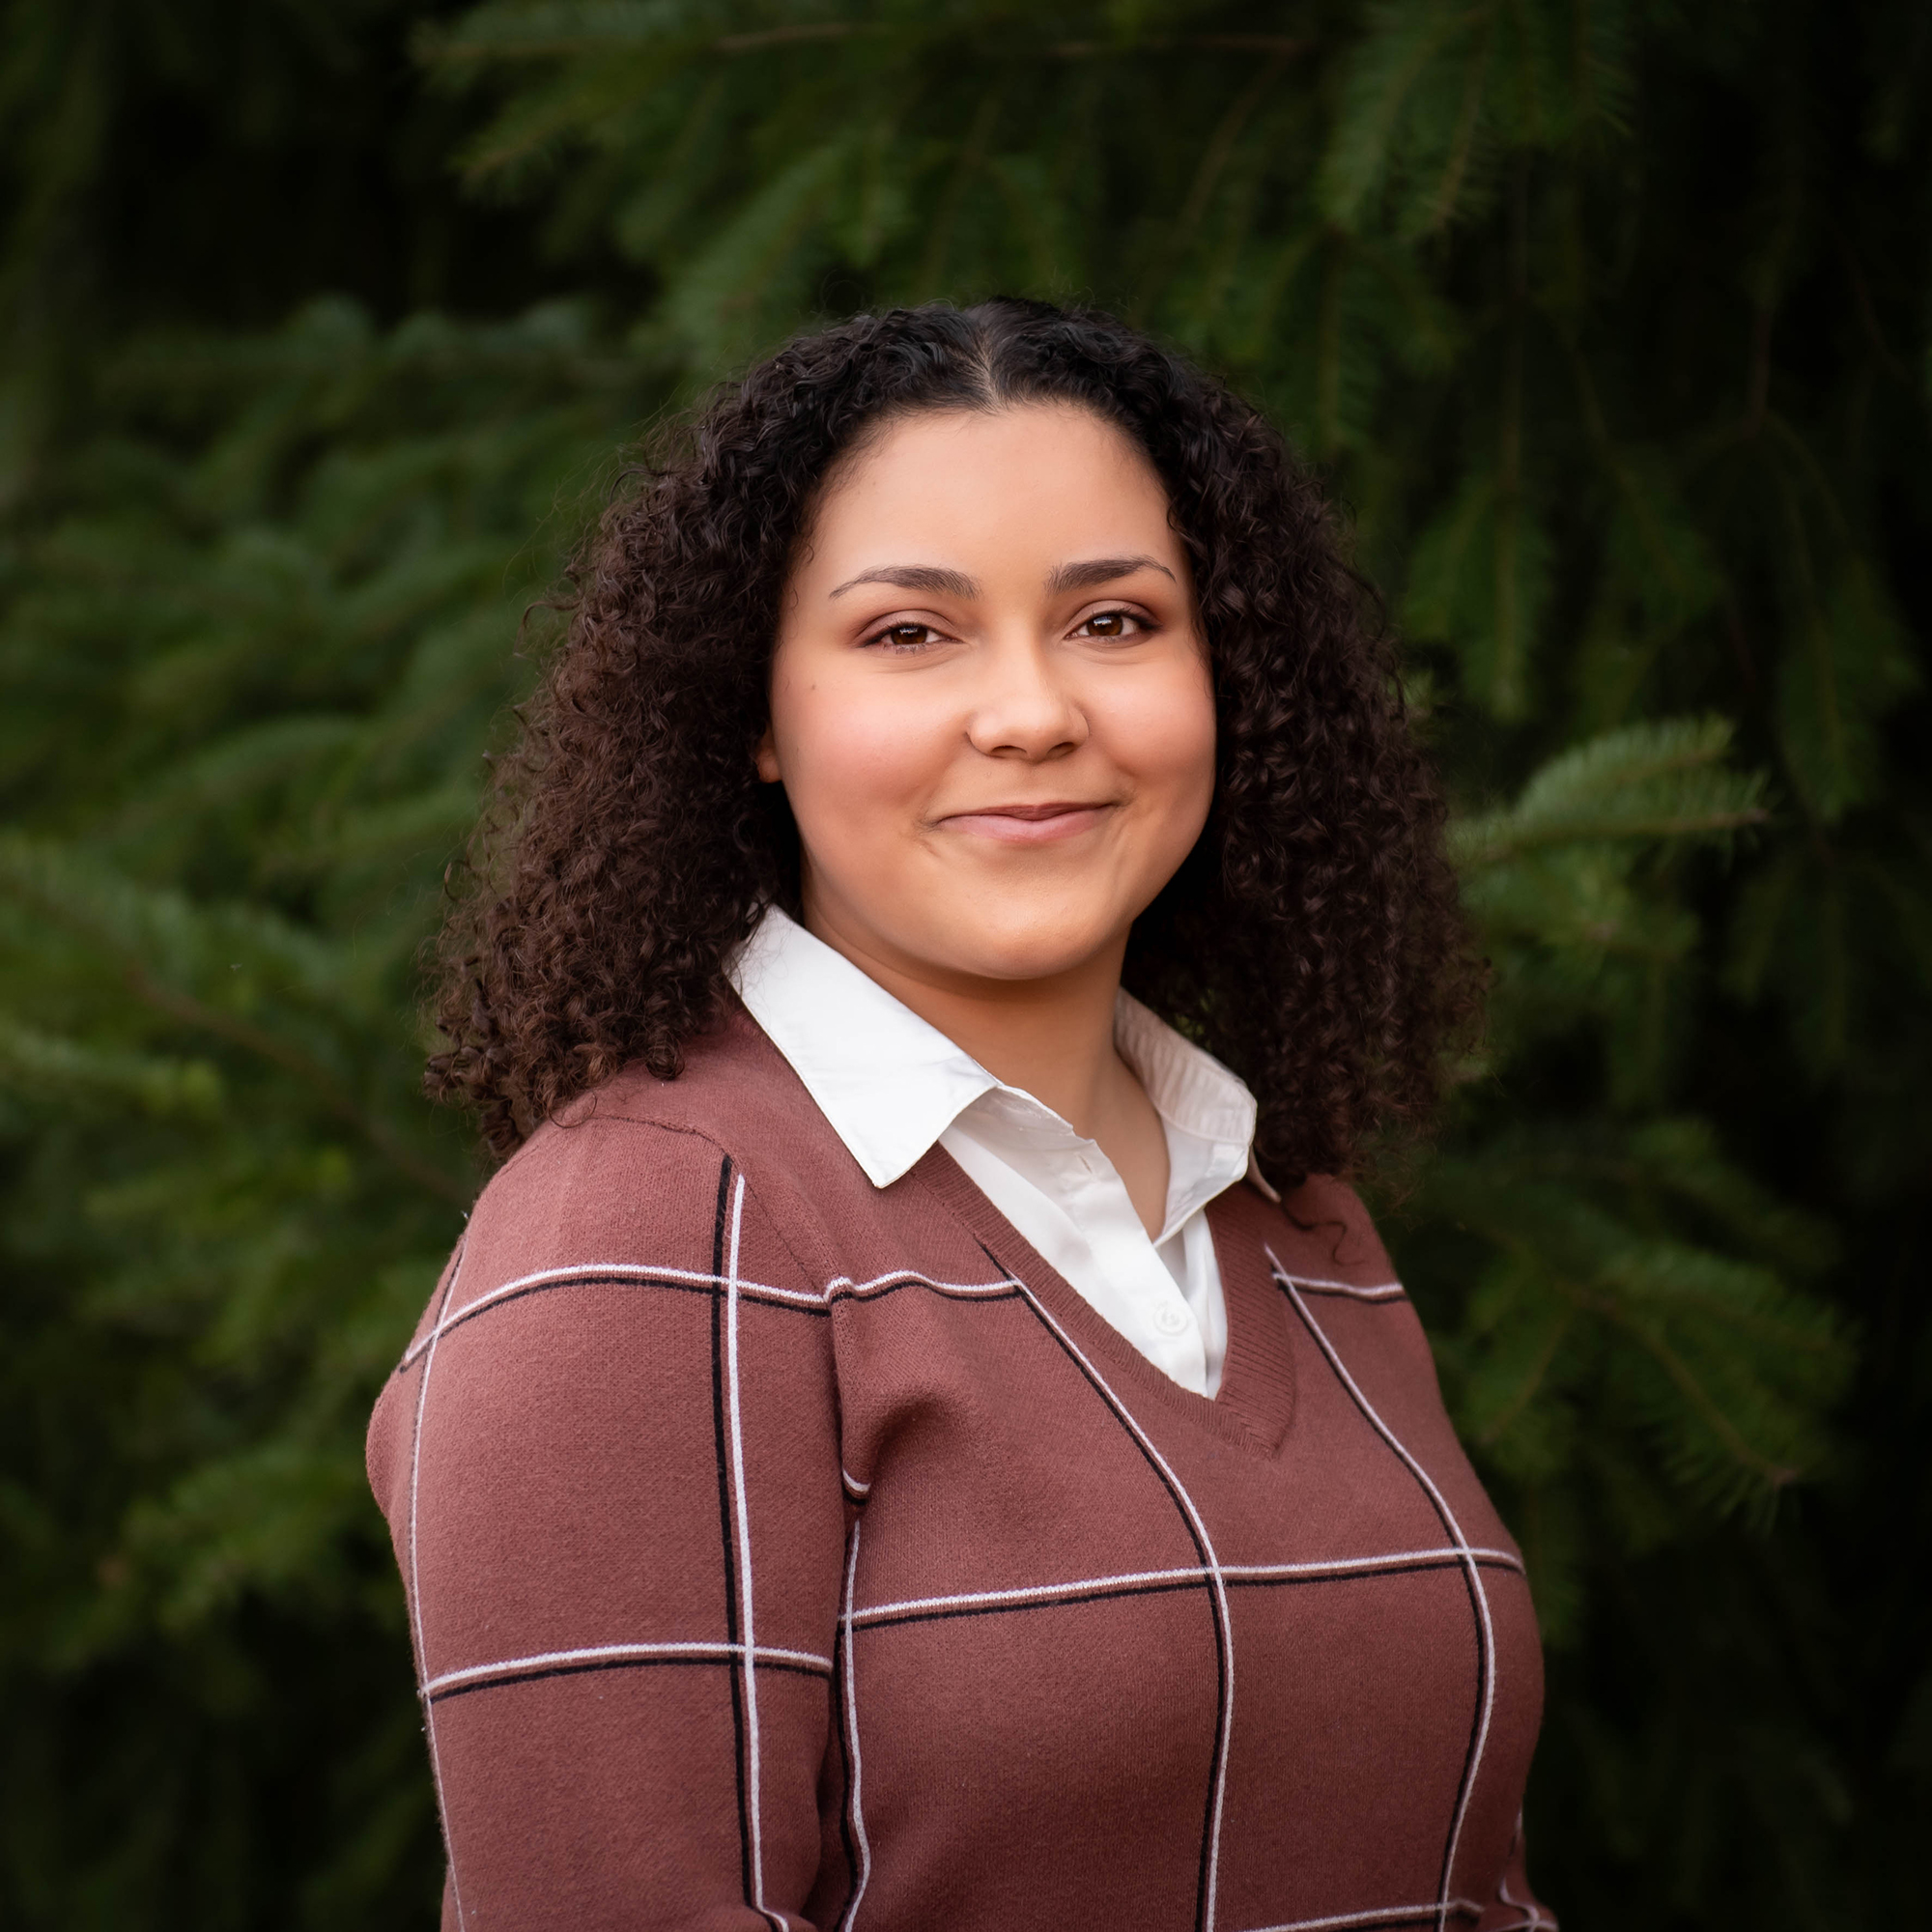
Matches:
[369,1011,1552,1931]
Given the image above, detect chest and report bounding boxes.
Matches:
[813,1177,1544,1928]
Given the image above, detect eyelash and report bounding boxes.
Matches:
[865,621,947,653]
[861,608,1154,652]
[1075,608,1153,640]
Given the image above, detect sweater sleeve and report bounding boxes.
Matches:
[366,1115,847,1931]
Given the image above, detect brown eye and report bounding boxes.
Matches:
[1079,610,1141,639]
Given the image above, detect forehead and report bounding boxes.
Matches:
[797,404,1179,580]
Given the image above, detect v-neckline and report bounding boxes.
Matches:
[909,1144,1297,1458]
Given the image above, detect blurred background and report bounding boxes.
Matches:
[0,2,1926,1925]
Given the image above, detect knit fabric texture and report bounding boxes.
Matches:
[368,1007,1552,1931]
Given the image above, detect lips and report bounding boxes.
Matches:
[935,802,1114,844]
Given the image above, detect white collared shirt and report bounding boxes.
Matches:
[728,906,1269,1397]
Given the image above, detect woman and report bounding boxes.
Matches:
[370,298,1552,1930]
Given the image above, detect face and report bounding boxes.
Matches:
[757,403,1217,990]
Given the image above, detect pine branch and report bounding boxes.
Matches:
[114,962,467,1207]
[0,836,466,1205]
[1451,717,1771,867]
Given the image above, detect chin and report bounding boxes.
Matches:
[916,910,1121,985]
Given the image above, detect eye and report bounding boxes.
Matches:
[1074,608,1150,640]
[865,620,945,653]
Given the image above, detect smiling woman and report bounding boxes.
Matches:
[382,300,1546,1930]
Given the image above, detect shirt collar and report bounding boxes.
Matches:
[1112,991,1278,1220]
[728,904,1271,1202]
[729,906,995,1187]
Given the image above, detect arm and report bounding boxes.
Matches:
[368,1116,846,1930]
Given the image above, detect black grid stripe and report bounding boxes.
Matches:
[396,1263,829,1368]
[836,1521,875,1932]
[828,1582,862,1930]
[852,1550,1526,1634]
[402,1175,1536,1922]
[825,1272,1024,1306]
[428,1652,832,1705]
[1236,1903,1487,1932]
[394,1255,1033,1372]
[709,1155,756,1919]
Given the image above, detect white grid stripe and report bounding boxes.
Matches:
[1498,1846,1557,1930]
[399,1258,824,1365]
[1282,1273,1406,1301]
[1227,1548,1520,1581]
[398,1257,1024,1369]
[1269,1249,1499,1932]
[1497,1890,1555,1931]
[409,1243,469,1931]
[838,1521,873,1931]
[1237,1900,1484,1932]
[1009,1278,1236,1932]
[851,1546,1525,1626]
[396,1211,1537,1922]
[722,1176,782,1932]
[421,1639,834,1698]
[826,1268,1022,1301]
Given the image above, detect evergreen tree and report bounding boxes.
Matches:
[0,3,1924,1924]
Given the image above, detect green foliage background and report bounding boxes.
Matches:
[2,3,1926,1924]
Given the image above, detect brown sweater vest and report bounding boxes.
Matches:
[368,1007,1552,1931]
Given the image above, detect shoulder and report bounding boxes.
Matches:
[461,1097,739,1292]
[367,1016,841,1526]
[461,1005,857,1282]
[1253,1170,1401,1294]
[1236,1172,1458,1439]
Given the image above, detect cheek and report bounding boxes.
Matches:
[773,671,950,840]
[1111,664,1218,820]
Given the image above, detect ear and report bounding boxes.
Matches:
[753,724,781,783]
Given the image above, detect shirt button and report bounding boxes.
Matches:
[1152,1301,1191,1337]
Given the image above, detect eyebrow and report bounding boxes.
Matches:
[827,555,1176,600]
[1047,554,1177,593]
[829,564,979,600]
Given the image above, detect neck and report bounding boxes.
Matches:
[798,902,1132,1140]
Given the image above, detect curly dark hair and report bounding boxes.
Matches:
[428,298,1481,1184]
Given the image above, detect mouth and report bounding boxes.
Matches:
[934,801,1115,845]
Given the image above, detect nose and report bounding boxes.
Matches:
[963,634,1089,762]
